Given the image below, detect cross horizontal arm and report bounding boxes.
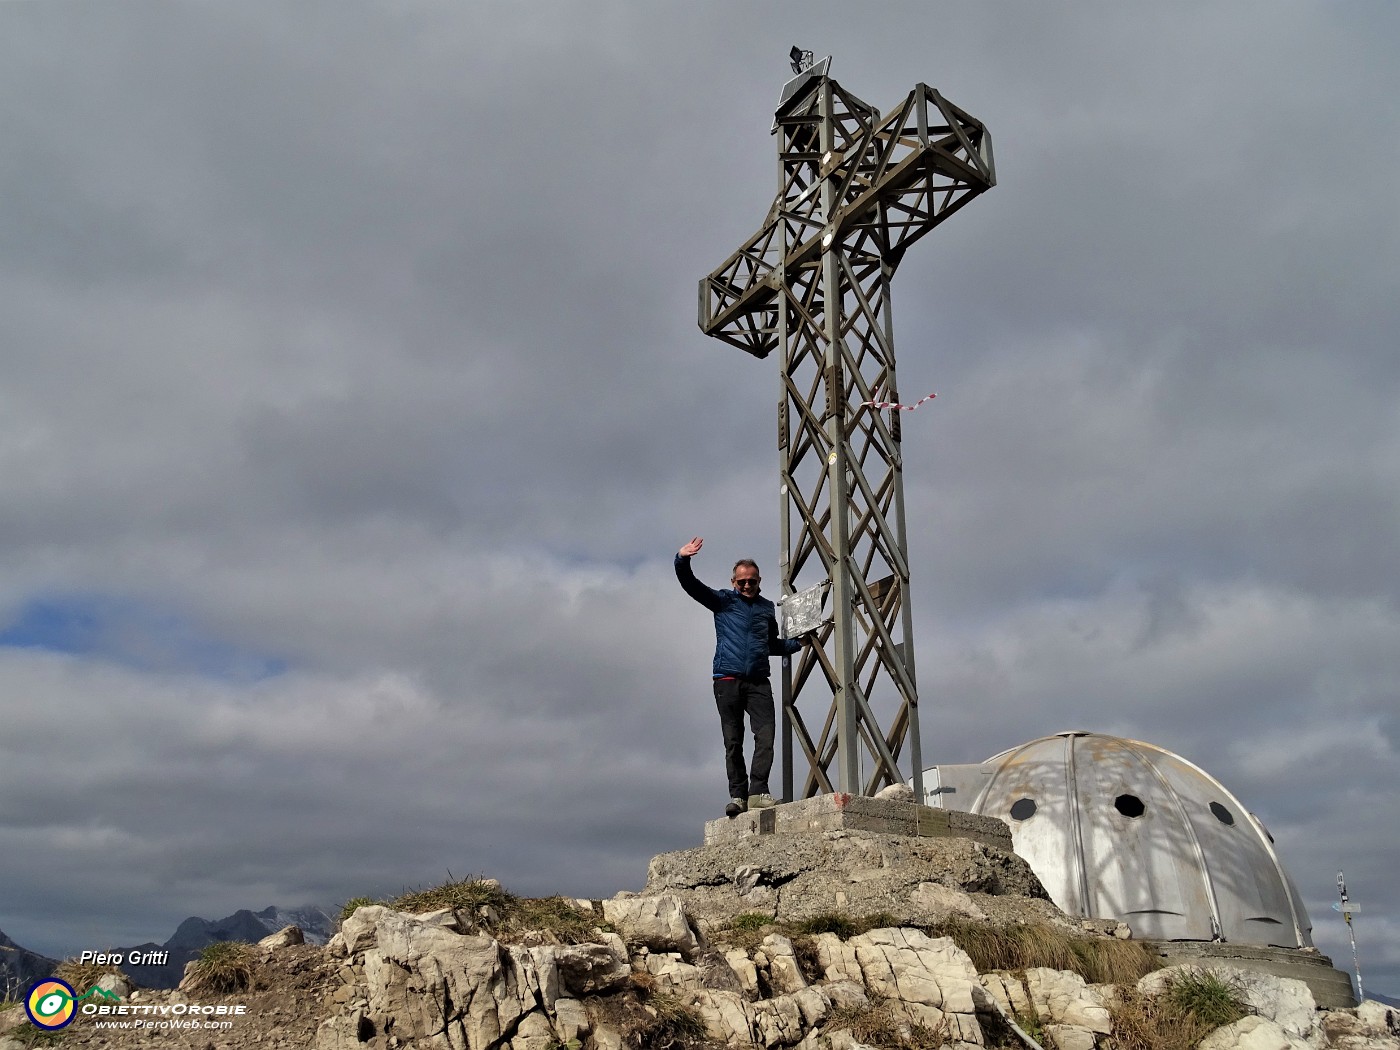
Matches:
[698,83,994,357]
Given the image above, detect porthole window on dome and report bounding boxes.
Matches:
[1209,801,1235,825]
[1114,794,1145,818]
[1009,798,1037,820]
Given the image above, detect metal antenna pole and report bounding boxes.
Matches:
[699,56,995,799]
[1337,871,1365,1001]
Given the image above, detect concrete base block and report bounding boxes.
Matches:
[1147,940,1358,1010]
[702,792,1013,851]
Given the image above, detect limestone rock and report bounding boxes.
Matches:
[813,931,864,986]
[1322,1001,1400,1050]
[548,942,630,998]
[1198,1015,1312,1050]
[1026,967,1112,1033]
[509,1008,558,1050]
[94,970,136,998]
[259,924,305,948]
[640,951,707,994]
[338,904,388,954]
[874,783,916,802]
[1358,1000,1400,1036]
[552,997,590,1043]
[752,990,806,1046]
[844,927,983,1043]
[762,933,809,995]
[978,971,1034,1019]
[1044,1023,1099,1050]
[600,894,702,958]
[691,987,756,1045]
[313,1007,370,1050]
[724,948,760,997]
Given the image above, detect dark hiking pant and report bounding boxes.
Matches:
[713,676,775,799]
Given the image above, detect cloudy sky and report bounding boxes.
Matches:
[2,0,1396,999]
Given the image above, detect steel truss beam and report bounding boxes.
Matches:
[698,70,994,799]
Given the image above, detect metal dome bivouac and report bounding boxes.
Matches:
[925,731,1312,947]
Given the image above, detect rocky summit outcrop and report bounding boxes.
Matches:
[4,808,1395,1050]
[305,898,1397,1050]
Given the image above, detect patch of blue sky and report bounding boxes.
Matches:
[0,594,288,682]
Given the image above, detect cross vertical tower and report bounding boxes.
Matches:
[698,59,995,800]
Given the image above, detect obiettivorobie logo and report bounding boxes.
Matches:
[24,979,120,1030]
[24,977,250,1032]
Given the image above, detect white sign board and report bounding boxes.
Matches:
[778,580,830,639]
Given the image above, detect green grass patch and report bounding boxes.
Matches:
[1162,969,1249,1029]
[717,910,904,951]
[1104,970,1248,1050]
[728,912,773,932]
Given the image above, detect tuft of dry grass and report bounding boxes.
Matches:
[1103,970,1248,1050]
[825,998,949,1049]
[928,917,1159,986]
[54,959,121,995]
[383,877,607,945]
[183,941,256,994]
[392,875,512,917]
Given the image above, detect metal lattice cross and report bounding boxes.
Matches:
[699,60,995,799]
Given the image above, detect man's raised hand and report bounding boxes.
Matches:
[678,537,704,558]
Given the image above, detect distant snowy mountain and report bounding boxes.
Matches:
[250,905,337,945]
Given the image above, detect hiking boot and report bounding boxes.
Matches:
[748,793,777,809]
[725,797,746,818]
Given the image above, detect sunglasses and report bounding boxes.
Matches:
[734,578,761,588]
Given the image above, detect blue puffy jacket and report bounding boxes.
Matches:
[675,554,801,679]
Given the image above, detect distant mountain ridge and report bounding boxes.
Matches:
[0,905,336,993]
[0,928,58,996]
[118,904,336,988]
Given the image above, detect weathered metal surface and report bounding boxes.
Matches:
[925,732,1313,948]
[777,579,829,638]
[699,60,995,802]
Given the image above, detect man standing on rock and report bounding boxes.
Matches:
[675,536,805,819]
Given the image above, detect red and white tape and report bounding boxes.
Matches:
[861,391,937,411]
